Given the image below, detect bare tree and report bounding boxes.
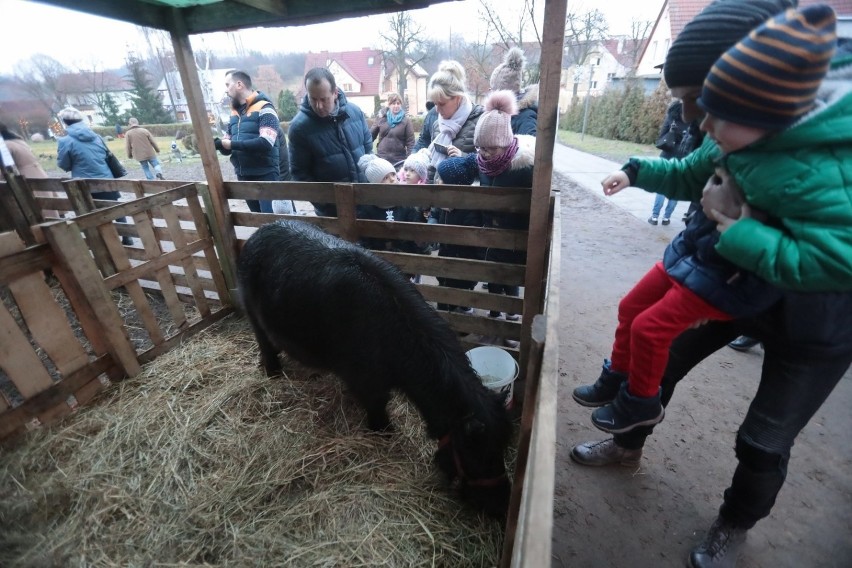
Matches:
[13,54,69,117]
[564,9,609,98]
[624,18,654,72]
[477,0,542,49]
[379,12,426,106]
[460,36,495,102]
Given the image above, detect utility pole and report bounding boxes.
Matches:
[581,60,595,140]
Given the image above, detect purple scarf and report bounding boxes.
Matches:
[477,137,519,178]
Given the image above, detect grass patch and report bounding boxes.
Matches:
[556,130,658,164]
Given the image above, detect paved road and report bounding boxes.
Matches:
[551,142,689,227]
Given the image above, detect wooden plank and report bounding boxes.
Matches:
[418,285,524,315]
[64,179,117,277]
[506,192,562,568]
[104,238,209,291]
[334,183,358,243]
[0,181,36,244]
[7,174,43,226]
[169,25,238,290]
[0,233,89,377]
[0,240,53,287]
[188,184,232,305]
[359,221,528,250]
[159,202,210,317]
[371,252,527,284]
[0,300,54,398]
[225,180,336,205]
[42,221,141,377]
[0,356,115,440]
[97,220,166,346]
[73,185,193,231]
[356,183,531,212]
[132,210,188,330]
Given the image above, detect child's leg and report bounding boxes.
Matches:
[627,279,732,398]
[610,262,674,375]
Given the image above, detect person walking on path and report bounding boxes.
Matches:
[125,117,165,180]
[569,2,852,567]
[214,69,280,213]
[648,100,696,225]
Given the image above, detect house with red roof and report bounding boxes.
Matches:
[636,0,852,82]
[303,48,429,117]
[558,37,647,111]
[57,71,134,126]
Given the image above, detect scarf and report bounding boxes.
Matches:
[430,95,473,168]
[386,108,405,129]
[477,136,519,178]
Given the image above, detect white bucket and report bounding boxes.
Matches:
[466,346,520,409]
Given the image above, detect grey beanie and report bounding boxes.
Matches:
[663,0,796,87]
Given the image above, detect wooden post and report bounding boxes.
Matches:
[519,0,567,377]
[64,179,117,277]
[168,10,238,281]
[334,183,358,243]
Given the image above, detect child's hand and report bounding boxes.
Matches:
[446,145,462,158]
[710,202,753,234]
[601,171,629,196]
[701,169,743,220]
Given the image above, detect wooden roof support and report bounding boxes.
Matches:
[167,8,238,293]
[519,0,567,375]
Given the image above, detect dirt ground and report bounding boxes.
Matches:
[37,153,852,567]
[551,172,852,568]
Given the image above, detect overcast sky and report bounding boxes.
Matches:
[1,0,664,75]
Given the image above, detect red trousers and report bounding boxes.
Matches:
[610,262,732,398]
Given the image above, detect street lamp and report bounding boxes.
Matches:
[581,61,596,140]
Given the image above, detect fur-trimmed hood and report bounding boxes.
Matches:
[508,134,536,171]
[517,84,539,112]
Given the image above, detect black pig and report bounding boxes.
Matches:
[237,220,512,516]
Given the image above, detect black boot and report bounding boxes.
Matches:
[727,336,759,352]
[688,516,747,568]
[591,382,664,433]
[572,359,627,407]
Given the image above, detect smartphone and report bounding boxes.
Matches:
[433,142,449,155]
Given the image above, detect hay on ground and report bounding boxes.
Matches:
[0,315,508,567]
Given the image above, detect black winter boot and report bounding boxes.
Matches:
[688,516,747,568]
[572,359,627,407]
[591,382,664,433]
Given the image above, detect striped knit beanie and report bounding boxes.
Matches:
[698,5,837,130]
[663,0,795,88]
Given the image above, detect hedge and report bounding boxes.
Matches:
[560,80,671,144]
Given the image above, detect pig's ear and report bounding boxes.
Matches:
[463,418,486,440]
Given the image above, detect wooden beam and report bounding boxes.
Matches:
[33,0,169,30]
[519,0,567,386]
[230,0,288,17]
[168,11,238,290]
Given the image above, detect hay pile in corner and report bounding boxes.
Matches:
[0,316,507,567]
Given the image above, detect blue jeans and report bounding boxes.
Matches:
[139,158,163,180]
[612,293,852,529]
[651,194,677,219]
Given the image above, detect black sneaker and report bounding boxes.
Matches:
[572,359,627,407]
[688,516,747,568]
[727,336,759,352]
[155,173,165,180]
[591,383,664,433]
[661,218,671,225]
[648,216,659,225]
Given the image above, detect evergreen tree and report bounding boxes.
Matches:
[126,55,172,124]
[278,89,298,121]
[98,93,125,126]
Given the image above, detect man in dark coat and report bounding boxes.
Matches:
[214,69,280,213]
[288,67,372,217]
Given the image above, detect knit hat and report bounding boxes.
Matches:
[436,154,478,185]
[490,47,526,94]
[403,148,430,181]
[663,0,795,88]
[358,154,396,183]
[699,5,837,130]
[473,90,518,149]
[128,117,139,126]
[58,107,84,124]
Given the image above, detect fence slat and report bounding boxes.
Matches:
[132,211,187,331]
[0,301,54,398]
[160,202,210,317]
[0,233,89,377]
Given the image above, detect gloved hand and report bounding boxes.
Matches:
[214,137,223,152]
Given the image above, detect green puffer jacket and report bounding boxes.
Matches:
[632,80,852,292]
[716,80,852,292]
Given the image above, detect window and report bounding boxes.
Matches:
[607,73,615,81]
[368,57,374,65]
[342,83,352,92]
[595,57,601,66]
[591,81,598,89]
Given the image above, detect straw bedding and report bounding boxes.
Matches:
[0,315,508,567]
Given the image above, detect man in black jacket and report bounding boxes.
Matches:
[215,70,280,212]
